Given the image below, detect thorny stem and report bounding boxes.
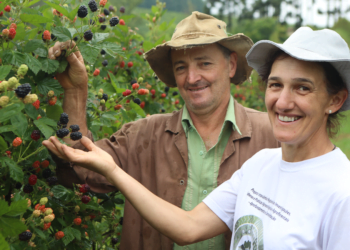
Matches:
[17,145,46,164]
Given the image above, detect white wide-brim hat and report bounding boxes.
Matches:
[246,27,350,111]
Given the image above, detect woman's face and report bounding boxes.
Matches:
[265,55,332,146]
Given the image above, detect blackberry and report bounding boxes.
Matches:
[73,36,79,42]
[165,86,169,92]
[23,184,33,194]
[25,166,36,175]
[15,83,31,98]
[57,121,67,129]
[77,5,88,18]
[130,79,137,86]
[42,168,52,179]
[102,60,108,67]
[70,124,80,132]
[99,17,105,23]
[47,176,58,186]
[51,33,57,41]
[133,98,141,105]
[111,237,119,245]
[88,0,98,12]
[84,30,93,41]
[154,75,158,80]
[56,128,69,138]
[70,132,82,141]
[100,49,106,55]
[109,17,119,27]
[15,182,22,189]
[89,19,95,25]
[172,91,178,96]
[59,113,69,124]
[30,130,41,141]
[108,6,115,12]
[103,9,110,15]
[161,108,165,113]
[119,217,123,225]
[119,6,125,13]
[102,93,108,101]
[100,25,107,30]
[19,231,32,241]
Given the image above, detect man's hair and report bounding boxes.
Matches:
[216,43,232,60]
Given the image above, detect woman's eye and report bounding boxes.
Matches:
[269,83,281,88]
[298,86,309,91]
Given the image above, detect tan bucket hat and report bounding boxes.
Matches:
[144,11,254,87]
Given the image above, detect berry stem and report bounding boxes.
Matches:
[17,145,46,164]
[19,141,32,160]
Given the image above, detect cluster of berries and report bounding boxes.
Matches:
[56,113,82,141]
[1,21,17,40]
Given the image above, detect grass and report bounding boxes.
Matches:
[332,110,350,159]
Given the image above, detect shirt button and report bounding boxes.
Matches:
[199,151,204,156]
[203,190,207,194]
[180,180,185,185]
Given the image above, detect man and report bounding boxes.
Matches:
[47,11,279,250]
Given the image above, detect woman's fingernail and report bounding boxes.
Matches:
[54,50,60,56]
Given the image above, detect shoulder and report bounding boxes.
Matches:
[243,106,271,126]
[244,148,281,166]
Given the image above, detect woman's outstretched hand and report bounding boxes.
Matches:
[42,136,117,178]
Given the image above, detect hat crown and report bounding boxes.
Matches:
[171,11,228,41]
[284,27,350,59]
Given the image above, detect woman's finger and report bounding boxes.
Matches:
[42,139,65,159]
[48,136,68,159]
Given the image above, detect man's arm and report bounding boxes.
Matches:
[48,41,88,146]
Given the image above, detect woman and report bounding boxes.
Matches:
[43,27,350,249]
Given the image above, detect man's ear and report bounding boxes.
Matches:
[327,88,348,113]
[229,52,238,78]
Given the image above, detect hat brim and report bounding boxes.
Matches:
[246,40,350,112]
[144,34,254,87]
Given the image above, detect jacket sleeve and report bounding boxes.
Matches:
[54,124,132,193]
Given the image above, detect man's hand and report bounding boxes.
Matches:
[43,136,117,178]
[48,41,88,91]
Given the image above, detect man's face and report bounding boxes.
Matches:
[171,44,237,116]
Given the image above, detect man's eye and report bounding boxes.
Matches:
[203,62,211,66]
[176,66,184,71]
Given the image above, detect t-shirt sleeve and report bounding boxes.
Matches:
[323,196,350,250]
[202,168,243,231]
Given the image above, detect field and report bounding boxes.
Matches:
[332,110,350,159]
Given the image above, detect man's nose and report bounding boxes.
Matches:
[187,65,201,84]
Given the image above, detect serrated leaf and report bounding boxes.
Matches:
[57,59,68,73]
[13,52,27,67]
[52,27,72,42]
[38,58,60,74]
[37,77,63,96]
[62,227,75,246]
[0,125,13,134]
[0,65,12,80]
[20,14,52,23]
[24,104,39,120]
[0,200,10,217]
[71,227,81,241]
[129,102,146,118]
[2,51,14,65]
[51,185,71,199]
[32,226,46,240]
[68,5,80,21]
[2,158,24,183]
[46,105,63,121]
[5,200,28,217]
[0,217,27,237]
[0,233,10,250]
[33,119,55,138]
[24,40,45,53]
[23,0,41,7]
[0,136,7,152]
[91,33,109,44]
[0,103,25,123]
[142,41,154,52]
[43,1,70,17]
[25,54,42,75]
[101,112,118,121]
[11,113,28,137]
[68,28,77,38]
[34,47,48,57]
[120,109,131,122]
[56,218,66,227]
[79,43,99,64]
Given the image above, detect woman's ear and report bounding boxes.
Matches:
[327,88,348,113]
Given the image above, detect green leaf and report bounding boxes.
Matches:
[43,1,70,18]
[120,109,131,123]
[34,47,48,57]
[0,200,10,217]
[32,226,46,240]
[13,52,27,67]
[46,105,63,121]
[62,227,75,246]
[56,218,66,227]
[1,158,24,183]
[24,104,39,120]
[33,118,55,138]
[25,54,42,75]
[0,103,25,123]
[57,59,68,73]
[129,102,146,118]
[51,185,71,199]
[142,41,154,53]
[0,217,27,237]
[5,200,28,217]
[0,136,7,152]
[38,58,60,74]
[37,77,63,96]
[67,28,77,38]
[0,233,10,250]
[79,43,99,64]
[23,0,41,7]
[20,14,52,23]
[70,227,81,241]
[101,112,118,121]
[52,27,72,42]
[151,6,159,14]
[91,33,109,44]
[0,65,12,80]
[23,40,45,53]
[68,5,80,21]
[11,113,28,137]
[0,126,13,134]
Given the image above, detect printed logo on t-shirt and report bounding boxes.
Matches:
[233,215,263,250]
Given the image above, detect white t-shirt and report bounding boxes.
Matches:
[203,148,350,250]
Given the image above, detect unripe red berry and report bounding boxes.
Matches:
[140,101,145,109]
[55,231,64,240]
[8,28,16,40]
[93,69,100,76]
[74,218,82,225]
[9,23,17,30]
[4,5,11,12]
[127,61,133,68]
[150,89,156,95]
[28,175,37,185]
[119,19,125,25]
[161,93,166,98]
[81,195,91,204]
[41,160,50,168]
[175,100,180,105]
[12,137,22,147]
[132,83,139,90]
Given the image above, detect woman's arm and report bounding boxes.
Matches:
[43,136,229,245]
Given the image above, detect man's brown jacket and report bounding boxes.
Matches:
[55,100,279,250]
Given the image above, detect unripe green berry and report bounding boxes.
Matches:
[58,207,64,214]
[44,208,53,215]
[48,90,55,98]
[100,99,105,105]
[97,92,103,99]
[8,77,19,88]
[109,97,114,102]
[98,88,104,93]
[74,205,80,213]
[137,77,144,84]
[86,65,90,72]
[33,210,41,218]
[40,197,48,205]
[0,96,10,107]
[17,64,29,76]
[0,81,8,91]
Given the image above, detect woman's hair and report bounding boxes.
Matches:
[259,50,347,138]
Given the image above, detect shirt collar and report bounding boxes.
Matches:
[181,95,241,136]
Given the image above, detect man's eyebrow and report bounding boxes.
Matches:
[173,60,185,67]
[194,55,212,61]
[267,76,314,85]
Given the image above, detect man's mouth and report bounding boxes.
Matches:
[188,86,208,92]
[278,115,301,122]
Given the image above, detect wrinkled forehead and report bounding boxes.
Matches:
[169,43,221,64]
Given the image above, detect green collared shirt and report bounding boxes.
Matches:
[174,96,240,250]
